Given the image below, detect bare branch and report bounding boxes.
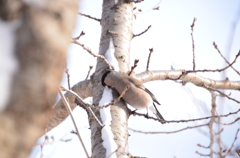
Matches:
[72,31,85,40]
[64,64,71,89]
[213,42,240,76]
[132,108,240,123]
[197,144,209,149]
[72,39,112,70]
[186,50,240,73]
[128,59,139,76]
[85,66,93,80]
[133,25,151,38]
[205,86,240,103]
[190,17,197,70]
[59,88,90,158]
[146,48,153,71]
[134,0,164,15]
[78,12,101,22]
[128,123,208,134]
[35,134,73,146]
[60,86,104,128]
[215,117,240,125]
[93,85,130,109]
[223,129,240,157]
[196,151,210,157]
[136,70,240,90]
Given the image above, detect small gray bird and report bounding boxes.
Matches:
[101,70,165,123]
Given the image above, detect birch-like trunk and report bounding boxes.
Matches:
[0,1,79,158]
[90,0,133,157]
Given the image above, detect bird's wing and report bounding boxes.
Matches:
[144,88,161,105]
[127,77,161,105]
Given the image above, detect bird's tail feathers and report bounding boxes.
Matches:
[150,103,166,124]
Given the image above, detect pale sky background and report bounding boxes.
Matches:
[26,0,240,157]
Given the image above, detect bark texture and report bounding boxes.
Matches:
[47,80,93,131]
[90,0,133,157]
[0,1,79,158]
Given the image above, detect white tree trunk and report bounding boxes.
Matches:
[90,0,133,157]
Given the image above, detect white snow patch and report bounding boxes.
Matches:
[99,87,118,158]
[0,20,19,111]
[105,38,119,71]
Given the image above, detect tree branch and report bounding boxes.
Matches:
[146,48,153,71]
[47,80,93,131]
[213,42,240,76]
[128,123,208,134]
[186,50,240,73]
[59,89,90,158]
[72,39,112,70]
[132,108,240,123]
[78,12,101,22]
[190,17,197,70]
[133,25,151,38]
[136,70,240,90]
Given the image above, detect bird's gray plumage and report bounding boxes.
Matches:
[101,70,165,123]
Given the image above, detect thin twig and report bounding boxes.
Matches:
[132,108,240,123]
[215,117,240,125]
[128,59,139,76]
[223,129,240,157]
[146,48,153,71]
[78,12,101,22]
[85,66,93,80]
[72,40,112,70]
[190,18,197,70]
[64,64,71,89]
[134,0,164,15]
[186,50,240,73]
[36,134,72,146]
[213,42,240,76]
[205,86,240,104]
[196,151,210,157]
[94,85,130,109]
[59,89,90,158]
[72,31,85,40]
[60,86,104,128]
[40,135,48,158]
[128,123,208,134]
[197,144,209,149]
[133,25,151,38]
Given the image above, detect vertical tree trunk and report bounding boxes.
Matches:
[90,0,133,157]
[0,1,79,158]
